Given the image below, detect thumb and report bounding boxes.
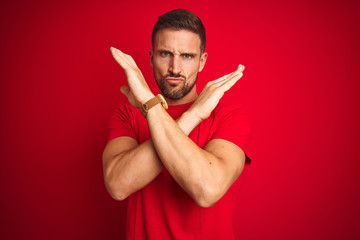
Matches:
[120,85,130,96]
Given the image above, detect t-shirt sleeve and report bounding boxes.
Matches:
[212,105,252,163]
[107,104,137,142]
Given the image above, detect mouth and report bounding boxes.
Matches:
[165,78,184,84]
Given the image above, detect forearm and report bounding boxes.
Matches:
[103,138,163,200]
[147,105,223,207]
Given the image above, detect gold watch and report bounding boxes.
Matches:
[140,94,168,118]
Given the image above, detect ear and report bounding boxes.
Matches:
[149,49,154,69]
[198,52,208,72]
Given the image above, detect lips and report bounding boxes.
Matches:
[166,78,184,84]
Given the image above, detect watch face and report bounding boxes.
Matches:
[158,94,168,110]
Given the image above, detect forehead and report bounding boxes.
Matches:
[154,28,201,53]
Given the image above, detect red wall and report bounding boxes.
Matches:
[1,0,359,239]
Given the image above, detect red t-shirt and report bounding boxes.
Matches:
[107,101,251,240]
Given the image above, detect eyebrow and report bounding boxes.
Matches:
[157,49,198,56]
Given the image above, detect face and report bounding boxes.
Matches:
[150,28,207,101]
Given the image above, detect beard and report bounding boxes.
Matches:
[155,73,198,100]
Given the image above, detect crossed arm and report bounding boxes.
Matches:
[102,47,246,207]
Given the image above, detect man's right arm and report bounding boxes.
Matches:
[102,113,202,201]
[102,137,163,201]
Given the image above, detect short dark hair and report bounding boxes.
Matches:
[152,9,206,53]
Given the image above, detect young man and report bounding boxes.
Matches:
[103,9,251,239]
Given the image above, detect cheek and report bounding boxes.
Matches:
[154,59,169,74]
[184,61,200,78]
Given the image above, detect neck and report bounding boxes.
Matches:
[164,85,198,106]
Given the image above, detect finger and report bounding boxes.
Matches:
[110,47,127,69]
[123,52,139,68]
[238,64,245,72]
[212,64,245,84]
[228,64,244,79]
[212,73,232,83]
[119,50,138,68]
[219,70,244,92]
[214,65,244,92]
[224,64,244,83]
[111,47,131,66]
[110,47,135,69]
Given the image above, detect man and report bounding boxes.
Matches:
[103,9,251,239]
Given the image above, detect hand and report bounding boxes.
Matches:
[187,65,245,121]
[110,47,154,107]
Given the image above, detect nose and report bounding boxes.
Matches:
[169,55,181,75]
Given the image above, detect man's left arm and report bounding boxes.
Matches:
[146,101,246,208]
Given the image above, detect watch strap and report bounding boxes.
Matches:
[140,94,168,117]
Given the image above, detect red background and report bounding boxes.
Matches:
[1,0,359,239]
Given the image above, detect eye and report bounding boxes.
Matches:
[183,54,193,59]
[160,51,171,57]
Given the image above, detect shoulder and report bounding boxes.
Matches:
[209,103,252,161]
[113,104,137,116]
[212,103,250,124]
[108,104,142,135]
[107,104,145,143]
[111,104,141,121]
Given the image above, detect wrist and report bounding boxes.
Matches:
[177,109,202,135]
[140,92,156,105]
[186,106,203,122]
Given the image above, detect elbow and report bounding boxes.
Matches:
[193,185,223,208]
[195,198,217,208]
[108,188,129,201]
[103,164,132,201]
[104,176,131,201]
[106,184,130,201]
